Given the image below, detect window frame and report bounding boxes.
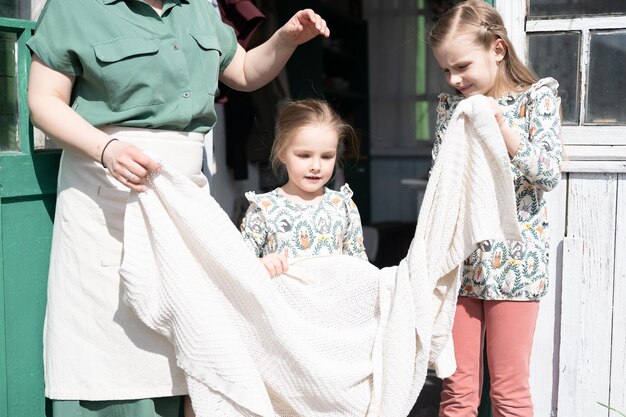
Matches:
[497,3,626,172]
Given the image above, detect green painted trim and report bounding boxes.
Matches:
[0,17,36,31]
[416,15,426,95]
[0,199,7,417]
[0,153,60,198]
[414,13,430,142]
[484,0,494,5]
[16,22,33,156]
[0,18,62,199]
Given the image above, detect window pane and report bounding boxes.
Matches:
[0,31,19,152]
[0,0,18,18]
[586,31,626,125]
[528,32,579,125]
[530,0,626,17]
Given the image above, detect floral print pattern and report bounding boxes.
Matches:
[432,78,563,300]
[240,184,368,260]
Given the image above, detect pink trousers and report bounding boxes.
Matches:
[439,296,539,417]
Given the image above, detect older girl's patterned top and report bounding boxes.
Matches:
[240,184,368,260]
[432,78,563,301]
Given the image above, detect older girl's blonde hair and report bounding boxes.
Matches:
[270,99,357,179]
[429,0,538,94]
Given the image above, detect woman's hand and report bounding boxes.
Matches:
[279,9,330,46]
[101,140,161,192]
[260,252,289,278]
[220,9,329,92]
[28,56,162,185]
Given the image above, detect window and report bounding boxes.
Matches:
[523,3,626,170]
[2,0,31,152]
[586,30,626,124]
[529,0,626,18]
[528,32,579,124]
[364,0,453,156]
[0,29,19,151]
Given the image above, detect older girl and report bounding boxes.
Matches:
[429,1,563,415]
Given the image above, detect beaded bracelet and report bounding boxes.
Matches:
[100,138,118,169]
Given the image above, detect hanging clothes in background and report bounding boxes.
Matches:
[216,0,265,180]
[217,0,266,48]
[219,0,291,183]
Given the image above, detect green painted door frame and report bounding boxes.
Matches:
[0,16,60,417]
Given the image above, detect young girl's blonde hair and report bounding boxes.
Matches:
[429,0,538,94]
[270,99,357,179]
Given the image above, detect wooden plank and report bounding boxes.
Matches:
[3,197,53,417]
[561,161,626,173]
[527,16,626,32]
[557,236,585,417]
[561,126,626,146]
[557,173,616,417]
[0,152,60,198]
[530,178,567,416]
[610,174,626,415]
[495,1,526,63]
[564,145,626,161]
[16,22,33,156]
[0,17,36,31]
[0,200,7,417]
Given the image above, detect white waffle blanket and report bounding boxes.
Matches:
[120,95,522,417]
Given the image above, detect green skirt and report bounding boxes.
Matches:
[48,397,183,417]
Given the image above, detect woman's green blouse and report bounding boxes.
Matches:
[27,0,238,133]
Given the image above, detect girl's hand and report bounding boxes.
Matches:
[260,252,289,277]
[486,97,522,157]
[102,140,161,192]
[486,97,506,129]
[279,9,329,47]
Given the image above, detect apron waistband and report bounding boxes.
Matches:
[100,125,205,178]
[100,125,205,143]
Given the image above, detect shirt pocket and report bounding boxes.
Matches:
[93,37,165,111]
[190,33,223,96]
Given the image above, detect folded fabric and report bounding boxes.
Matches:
[120,95,522,417]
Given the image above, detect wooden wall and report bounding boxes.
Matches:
[531,170,626,416]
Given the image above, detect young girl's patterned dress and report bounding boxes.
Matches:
[240,184,368,260]
[432,78,563,301]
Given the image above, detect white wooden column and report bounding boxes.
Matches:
[494,0,526,62]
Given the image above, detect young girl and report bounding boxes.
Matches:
[429,1,563,416]
[240,99,368,276]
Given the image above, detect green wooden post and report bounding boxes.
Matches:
[0,17,61,417]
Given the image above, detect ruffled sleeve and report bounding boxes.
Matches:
[338,184,368,260]
[510,77,563,191]
[27,0,84,76]
[240,191,268,257]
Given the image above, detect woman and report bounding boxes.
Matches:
[27,0,329,415]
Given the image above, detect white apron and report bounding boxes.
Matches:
[44,126,206,400]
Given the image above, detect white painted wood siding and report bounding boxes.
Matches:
[533,170,625,417]
[610,174,626,416]
[558,174,618,416]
